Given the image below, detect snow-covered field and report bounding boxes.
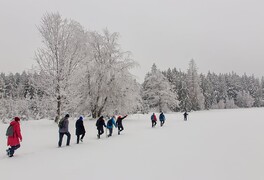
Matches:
[1,108,264,180]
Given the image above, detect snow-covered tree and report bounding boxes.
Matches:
[142,64,178,112]
[34,12,88,122]
[200,73,214,110]
[225,97,237,109]
[0,75,4,99]
[76,29,139,118]
[236,90,254,108]
[186,60,204,110]
[218,74,228,102]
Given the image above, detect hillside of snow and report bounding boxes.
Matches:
[0,108,264,180]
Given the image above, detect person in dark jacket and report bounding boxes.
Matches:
[116,115,128,135]
[58,114,71,147]
[6,117,22,157]
[106,116,117,137]
[96,116,106,139]
[159,112,165,127]
[184,112,188,121]
[75,116,86,144]
[151,113,157,127]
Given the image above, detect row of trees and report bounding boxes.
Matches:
[1,58,263,122]
[142,60,264,112]
[0,12,264,122]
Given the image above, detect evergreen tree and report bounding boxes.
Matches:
[142,64,178,112]
[186,60,204,110]
[236,90,254,108]
[200,73,214,110]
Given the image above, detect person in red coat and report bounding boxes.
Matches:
[6,117,22,157]
[151,113,157,127]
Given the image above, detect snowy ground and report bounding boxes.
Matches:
[0,108,264,180]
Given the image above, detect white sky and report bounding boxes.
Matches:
[0,0,264,82]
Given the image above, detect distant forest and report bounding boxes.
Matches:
[0,59,263,122]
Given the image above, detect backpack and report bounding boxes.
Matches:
[160,114,165,121]
[58,119,65,128]
[151,115,154,121]
[107,120,112,127]
[6,125,14,137]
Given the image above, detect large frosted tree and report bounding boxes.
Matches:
[75,29,139,118]
[34,12,88,122]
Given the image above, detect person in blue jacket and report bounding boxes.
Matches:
[106,116,117,137]
[159,112,165,127]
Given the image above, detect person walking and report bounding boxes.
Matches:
[159,112,166,127]
[106,116,117,137]
[96,116,106,139]
[183,111,188,121]
[151,113,157,127]
[116,115,128,135]
[58,114,71,147]
[6,117,22,157]
[75,116,86,144]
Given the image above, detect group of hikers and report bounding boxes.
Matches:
[57,114,128,147]
[4,111,189,157]
[150,112,166,127]
[150,111,188,127]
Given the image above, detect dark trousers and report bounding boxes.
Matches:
[108,128,113,137]
[9,144,20,156]
[97,127,104,138]
[184,117,187,121]
[160,120,165,127]
[118,125,124,134]
[152,120,157,127]
[76,133,85,144]
[58,132,71,147]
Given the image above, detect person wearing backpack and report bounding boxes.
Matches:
[96,116,106,139]
[159,112,165,127]
[75,116,86,144]
[116,115,128,135]
[106,116,117,137]
[6,117,22,157]
[151,113,157,128]
[58,114,71,147]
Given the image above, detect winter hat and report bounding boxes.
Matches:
[65,114,70,118]
[118,116,121,119]
[14,117,20,121]
[79,116,83,120]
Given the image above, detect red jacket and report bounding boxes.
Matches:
[7,121,22,146]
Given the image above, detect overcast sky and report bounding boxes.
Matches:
[0,0,263,82]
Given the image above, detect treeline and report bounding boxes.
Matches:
[0,71,51,121]
[1,60,264,122]
[142,60,264,113]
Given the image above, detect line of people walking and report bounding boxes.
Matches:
[57,114,128,147]
[5,111,188,157]
[95,115,128,139]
